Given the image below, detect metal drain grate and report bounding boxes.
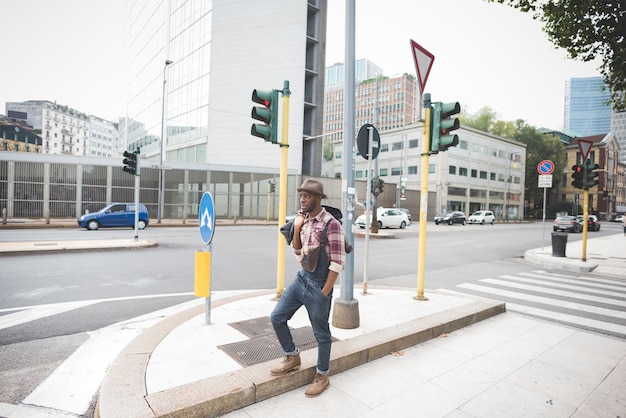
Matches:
[228,316,275,338]
[219,323,338,367]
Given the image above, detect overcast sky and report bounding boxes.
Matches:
[1,0,602,130]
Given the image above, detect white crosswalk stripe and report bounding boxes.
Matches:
[455,270,626,338]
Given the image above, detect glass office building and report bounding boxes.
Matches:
[564,77,611,136]
[121,0,327,175]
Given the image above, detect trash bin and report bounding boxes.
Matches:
[551,232,568,257]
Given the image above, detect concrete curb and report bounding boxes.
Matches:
[523,248,599,273]
[96,291,505,418]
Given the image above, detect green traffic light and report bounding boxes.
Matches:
[583,161,599,189]
[251,89,278,143]
[571,164,584,189]
[430,101,460,153]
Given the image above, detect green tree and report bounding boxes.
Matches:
[488,0,626,111]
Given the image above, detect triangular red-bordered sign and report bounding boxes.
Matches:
[578,139,593,161]
[410,39,435,94]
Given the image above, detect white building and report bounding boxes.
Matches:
[323,123,527,220]
[6,100,89,156]
[88,115,118,158]
[123,0,327,176]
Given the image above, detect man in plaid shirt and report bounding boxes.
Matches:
[270,179,345,397]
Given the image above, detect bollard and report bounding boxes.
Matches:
[551,232,568,257]
[2,208,6,225]
[44,208,50,225]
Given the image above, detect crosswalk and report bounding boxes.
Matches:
[455,270,626,339]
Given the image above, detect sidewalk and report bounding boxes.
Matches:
[0,228,624,417]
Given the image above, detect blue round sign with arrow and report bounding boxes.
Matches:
[199,192,215,245]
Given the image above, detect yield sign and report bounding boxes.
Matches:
[410,39,435,93]
[578,139,593,161]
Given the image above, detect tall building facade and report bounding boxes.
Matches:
[610,108,626,165]
[124,0,327,176]
[564,77,611,136]
[5,100,90,156]
[88,116,118,158]
[323,72,418,146]
[325,59,383,87]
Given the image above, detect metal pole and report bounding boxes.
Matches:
[158,59,173,224]
[362,127,374,294]
[340,0,356,302]
[541,186,547,250]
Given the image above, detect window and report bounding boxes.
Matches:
[429,164,435,173]
[408,165,417,174]
[480,171,487,179]
[356,170,363,178]
[380,144,389,152]
[392,142,403,151]
[379,168,388,176]
[490,172,496,181]
[391,167,402,176]
[409,139,418,149]
[449,166,456,175]
[459,167,468,176]
[471,169,477,178]
[459,140,468,150]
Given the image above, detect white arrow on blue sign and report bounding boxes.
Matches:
[199,192,215,245]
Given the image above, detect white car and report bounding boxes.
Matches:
[356,208,409,229]
[468,210,495,225]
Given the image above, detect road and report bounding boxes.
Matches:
[0,220,624,417]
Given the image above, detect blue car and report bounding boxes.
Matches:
[78,203,149,230]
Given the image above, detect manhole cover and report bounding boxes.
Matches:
[228,316,275,338]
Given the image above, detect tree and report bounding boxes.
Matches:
[488,0,626,110]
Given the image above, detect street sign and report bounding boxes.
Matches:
[537,160,554,175]
[199,192,215,245]
[410,39,435,93]
[578,139,593,161]
[356,124,380,160]
[538,174,552,188]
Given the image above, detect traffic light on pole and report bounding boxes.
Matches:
[371,176,380,196]
[122,150,139,176]
[430,101,460,152]
[584,161,599,189]
[571,164,584,189]
[378,178,385,194]
[251,89,278,143]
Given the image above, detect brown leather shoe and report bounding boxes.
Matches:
[270,354,301,376]
[304,373,329,397]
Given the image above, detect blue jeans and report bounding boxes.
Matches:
[270,270,334,374]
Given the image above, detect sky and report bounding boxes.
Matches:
[0,0,602,130]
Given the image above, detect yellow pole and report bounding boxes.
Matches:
[275,81,290,299]
[415,103,430,301]
[582,189,588,261]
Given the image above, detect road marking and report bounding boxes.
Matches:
[0,293,194,331]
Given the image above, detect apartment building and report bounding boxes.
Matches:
[5,100,89,156]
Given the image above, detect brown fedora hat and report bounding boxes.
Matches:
[297,179,327,198]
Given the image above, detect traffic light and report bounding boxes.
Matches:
[571,164,584,189]
[584,161,599,189]
[122,150,139,176]
[269,181,276,193]
[371,177,385,196]
[371,177,380,196]
[251,89,279,143]
[431,101,460,152]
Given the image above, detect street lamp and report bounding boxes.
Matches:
[158,59,174,224]
[505,151,521,221]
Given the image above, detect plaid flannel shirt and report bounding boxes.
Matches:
[296,208,345,273]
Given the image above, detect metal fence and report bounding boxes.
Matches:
[1,153,413,221]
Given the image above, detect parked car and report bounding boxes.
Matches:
[435,211,466,225]
[78,203,149,230]
[285,211,299,222]
[613,214,624,223]
[397,208,412,225]
[576,215,601,231]
[553,216,581,233]
[468,210,495,225]
[356,208,409,229]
